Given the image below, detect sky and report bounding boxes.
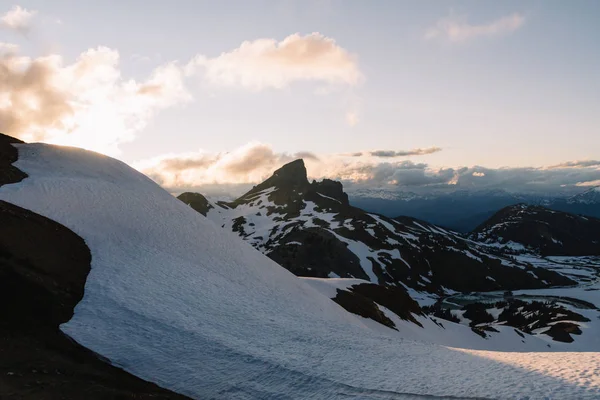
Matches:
[1,0,599,195]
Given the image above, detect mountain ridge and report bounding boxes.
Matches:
[180,159,575,295]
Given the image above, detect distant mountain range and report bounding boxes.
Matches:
[348,187,600,232]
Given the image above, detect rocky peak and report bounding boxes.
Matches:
[272,159,309,184]
[239,159,310,200]
[308,179,349,206]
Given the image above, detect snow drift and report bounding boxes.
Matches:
[1,142,599,399]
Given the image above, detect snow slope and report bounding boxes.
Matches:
[1,143,599,399]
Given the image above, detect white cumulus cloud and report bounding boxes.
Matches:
[1,5,36,33]
[187,33,362,90]
[0,45,191,156]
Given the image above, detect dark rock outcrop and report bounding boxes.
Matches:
[0,133,28,187]
[178,192,214,216]
[332,283,423,330]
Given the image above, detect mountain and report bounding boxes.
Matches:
[567,186,600,205]
[349,187,600,232]
[2,134,600,399]
[470,204,600,256]
[180,160,574,296]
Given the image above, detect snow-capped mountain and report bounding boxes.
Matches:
[349,187,600,232]
[181,160,573,295]
[181,159,600,348]
[470,204,600,256]
[2,134,600,399]
[567,186,600,205]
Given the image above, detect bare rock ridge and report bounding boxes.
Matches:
[237,159,349,207]
[243,159,310,198]
[0,133,189,400]
[0,133,28,187]
[180,159,575,294]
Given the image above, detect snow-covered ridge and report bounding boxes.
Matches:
[2,143,600,399]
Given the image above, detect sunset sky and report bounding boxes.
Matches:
[1,1,599,193]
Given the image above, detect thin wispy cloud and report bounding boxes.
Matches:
[425,13,525,43]
[1,5,36,34]
[187,33,362,90]
[576,180,600,187]
[548,160,600,169]
[368,147,442,157]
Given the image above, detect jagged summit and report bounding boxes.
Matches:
[233,159,351,209]
[273,159,308,183]
[241,159,309,199]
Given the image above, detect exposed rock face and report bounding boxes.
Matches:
[242,159,310,200]
[307,179,349,206]
[178,192,214,216]
[182,159,574,294]
[470,204,600,256]
[0,133,28,187]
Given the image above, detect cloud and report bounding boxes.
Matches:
[134,142,322,191]
[426,13,525,43]
[186,33,361,90]
[369,147,442,157]
[0,45,190,155]
[0,29,363,156]
[135,141,600,196]
[576,180,600,187]
[1,5,36,33]
[548,160,600,169]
